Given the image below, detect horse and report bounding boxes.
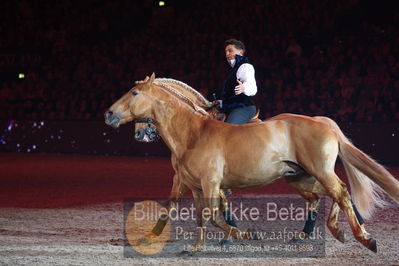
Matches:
[105,73,399,254]
[131,78,322,241]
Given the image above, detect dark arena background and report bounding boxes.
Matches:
[0,0,398,265]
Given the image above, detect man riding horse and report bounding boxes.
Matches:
[106,74,399,254]
[119,37,374,252]
[213,39,258,228]
[217,38,366,241]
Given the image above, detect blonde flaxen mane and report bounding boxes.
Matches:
[154,78,213,116]
[155,78,212,108]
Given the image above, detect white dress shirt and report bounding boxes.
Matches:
[236,63,257,96]
[221,59,257,108]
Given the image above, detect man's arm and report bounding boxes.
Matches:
[235,63,257,96]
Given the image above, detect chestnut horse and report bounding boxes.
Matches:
[105,73,399,254]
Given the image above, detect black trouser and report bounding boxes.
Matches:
[225,105,257,125]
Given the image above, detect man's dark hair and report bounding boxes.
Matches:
[224,39,246,53]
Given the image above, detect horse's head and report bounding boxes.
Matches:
[105,73,157,128]
[133,103,221,143]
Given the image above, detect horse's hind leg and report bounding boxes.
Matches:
[287,175,345,243]
[291,188,347,243]
[327,201,346,243]
[323,177,345,237]
[327,191,368,244]
[291,178,347,243]
[295,190,320,238]
[290,190,342,244]
[285,189,320,243]
[295,134,375,250]
[286,173,367,244]
[314,173,376,252]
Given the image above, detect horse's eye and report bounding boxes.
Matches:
[131,91,138,96]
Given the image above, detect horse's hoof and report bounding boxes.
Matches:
[136,237,152,246]
[145,232,156,238]
[289,237,304,244]
[289,232,307,244]
[368,239,377,253]
[219,239,234,246]
[336,229,346,243]
[246,228,261,240]
[179,250,194,257]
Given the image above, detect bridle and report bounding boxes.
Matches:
[134,118,155,125]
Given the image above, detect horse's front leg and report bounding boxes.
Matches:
[201,180,248,242]
[140,173,188,244]
[180,190,206,256]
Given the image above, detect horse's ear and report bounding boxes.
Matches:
[143,76,150,82]
[148,72,155,84]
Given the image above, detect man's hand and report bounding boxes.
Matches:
[211,100,222,107]
[234,79,245,95]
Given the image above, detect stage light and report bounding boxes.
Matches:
[19,73,25,79]
[159,1,165,6]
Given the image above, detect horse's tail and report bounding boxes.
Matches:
[317,117,399,219]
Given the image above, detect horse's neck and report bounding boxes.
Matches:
[153,100,205,159]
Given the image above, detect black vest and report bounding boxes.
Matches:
[221,55,256,112]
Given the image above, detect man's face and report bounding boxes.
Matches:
[225,44,244,62]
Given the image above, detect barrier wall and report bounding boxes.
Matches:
[0,120,398,164]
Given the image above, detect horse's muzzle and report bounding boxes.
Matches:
[104,110,121,128]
